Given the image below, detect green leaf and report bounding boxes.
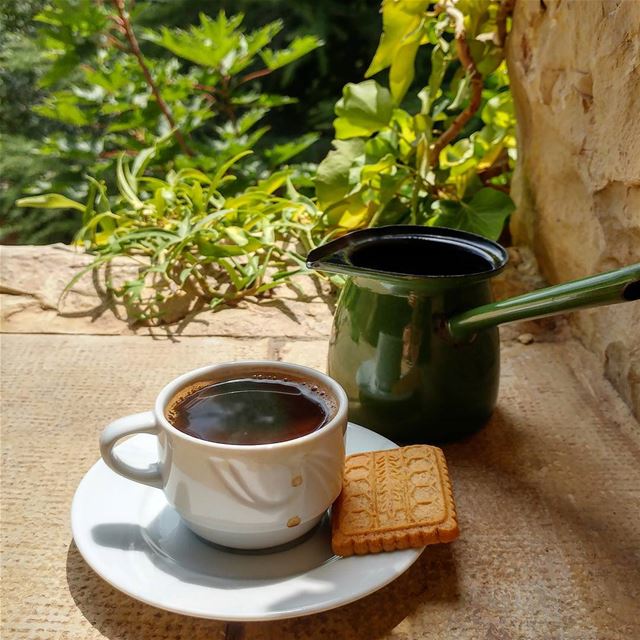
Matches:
[439,138,476,176]
[210,151,253,190]
[361,153,396,181]
[175,168,213,184]
[132,146,157,178]
[472,125,507,169]
[260,35,323,71]
[430,188,514,239]
[455,0,493,36]
[34,92,90,126]
[315,139,365,209]
[389,40,421,104]
[364,130,399,163]
[228,21,283,75]
[252,171,290,194]
[366,0,429,77]
[334,81,393,139]
[422,47,447,114]
[230,93,297,108]
[264,133,319,166]
[224,226,250,246]
[234,108,269,135]
[144,12,246,70]
[198,239,261,257]
[448,73,471,111]
[218,258,244,288]
[17,194,85,212]
[116,156,143,209]
[481,91,516,129]
[390,108,416,146]
[469,41,503,76]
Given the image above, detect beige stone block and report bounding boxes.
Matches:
[0,244,334,338]
[507,0,640,417]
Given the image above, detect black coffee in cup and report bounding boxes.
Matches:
[166,375,334,445]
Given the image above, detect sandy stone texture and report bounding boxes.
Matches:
[0,244,334,338]
[1,334,639,639]
[507,0,640,417]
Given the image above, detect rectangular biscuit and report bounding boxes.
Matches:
[331,445,459,556]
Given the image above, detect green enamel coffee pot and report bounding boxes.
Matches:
[307,225,640,443]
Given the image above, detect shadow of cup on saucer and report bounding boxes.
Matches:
[87,505,336,584]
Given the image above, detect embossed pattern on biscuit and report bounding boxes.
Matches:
[331,445,459,556]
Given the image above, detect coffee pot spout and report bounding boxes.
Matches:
[306,238,355,277]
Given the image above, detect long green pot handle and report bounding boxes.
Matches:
[447,263,640,341]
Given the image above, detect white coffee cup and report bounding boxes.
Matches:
[99,361,348,549]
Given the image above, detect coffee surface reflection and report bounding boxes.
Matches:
[166,377,331,445]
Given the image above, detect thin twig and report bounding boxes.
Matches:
[496,0,516,48]
[429,0,484,168]
[110,0,193,156]
[238,67,272,85]
[410,175,420,224]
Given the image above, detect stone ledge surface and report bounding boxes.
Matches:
[0,243,558,344]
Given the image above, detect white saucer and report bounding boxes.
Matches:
[71,423,423,621]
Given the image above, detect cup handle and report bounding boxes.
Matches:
[99,411,163,489]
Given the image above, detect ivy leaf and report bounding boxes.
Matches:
[364,130,399,163]
[366,0,429,77]
[472,125,507,170]
[455,0,494,37]
[361,153,396,182]
[389,40,421,104]
[418,46,447,114]
[481,91,516,129]
[334,80,393,139]
[439,138,476,176]
[430,188,514,240]
[469,41,503,76]
[315,139,365,209]
[324,192,368,229]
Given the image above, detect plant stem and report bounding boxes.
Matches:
[408,174,422,224]
[238,68,273,85]
[496,0,515,48]
[111,0,193,156]
[430,0,483,168]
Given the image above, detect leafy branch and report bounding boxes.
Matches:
[315,0,517,241]
[27,3,324,199]
[110,0,193,156]
[18,147,327,322]
[430,0,484,168]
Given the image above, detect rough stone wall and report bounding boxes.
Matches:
[507,0,640,417]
